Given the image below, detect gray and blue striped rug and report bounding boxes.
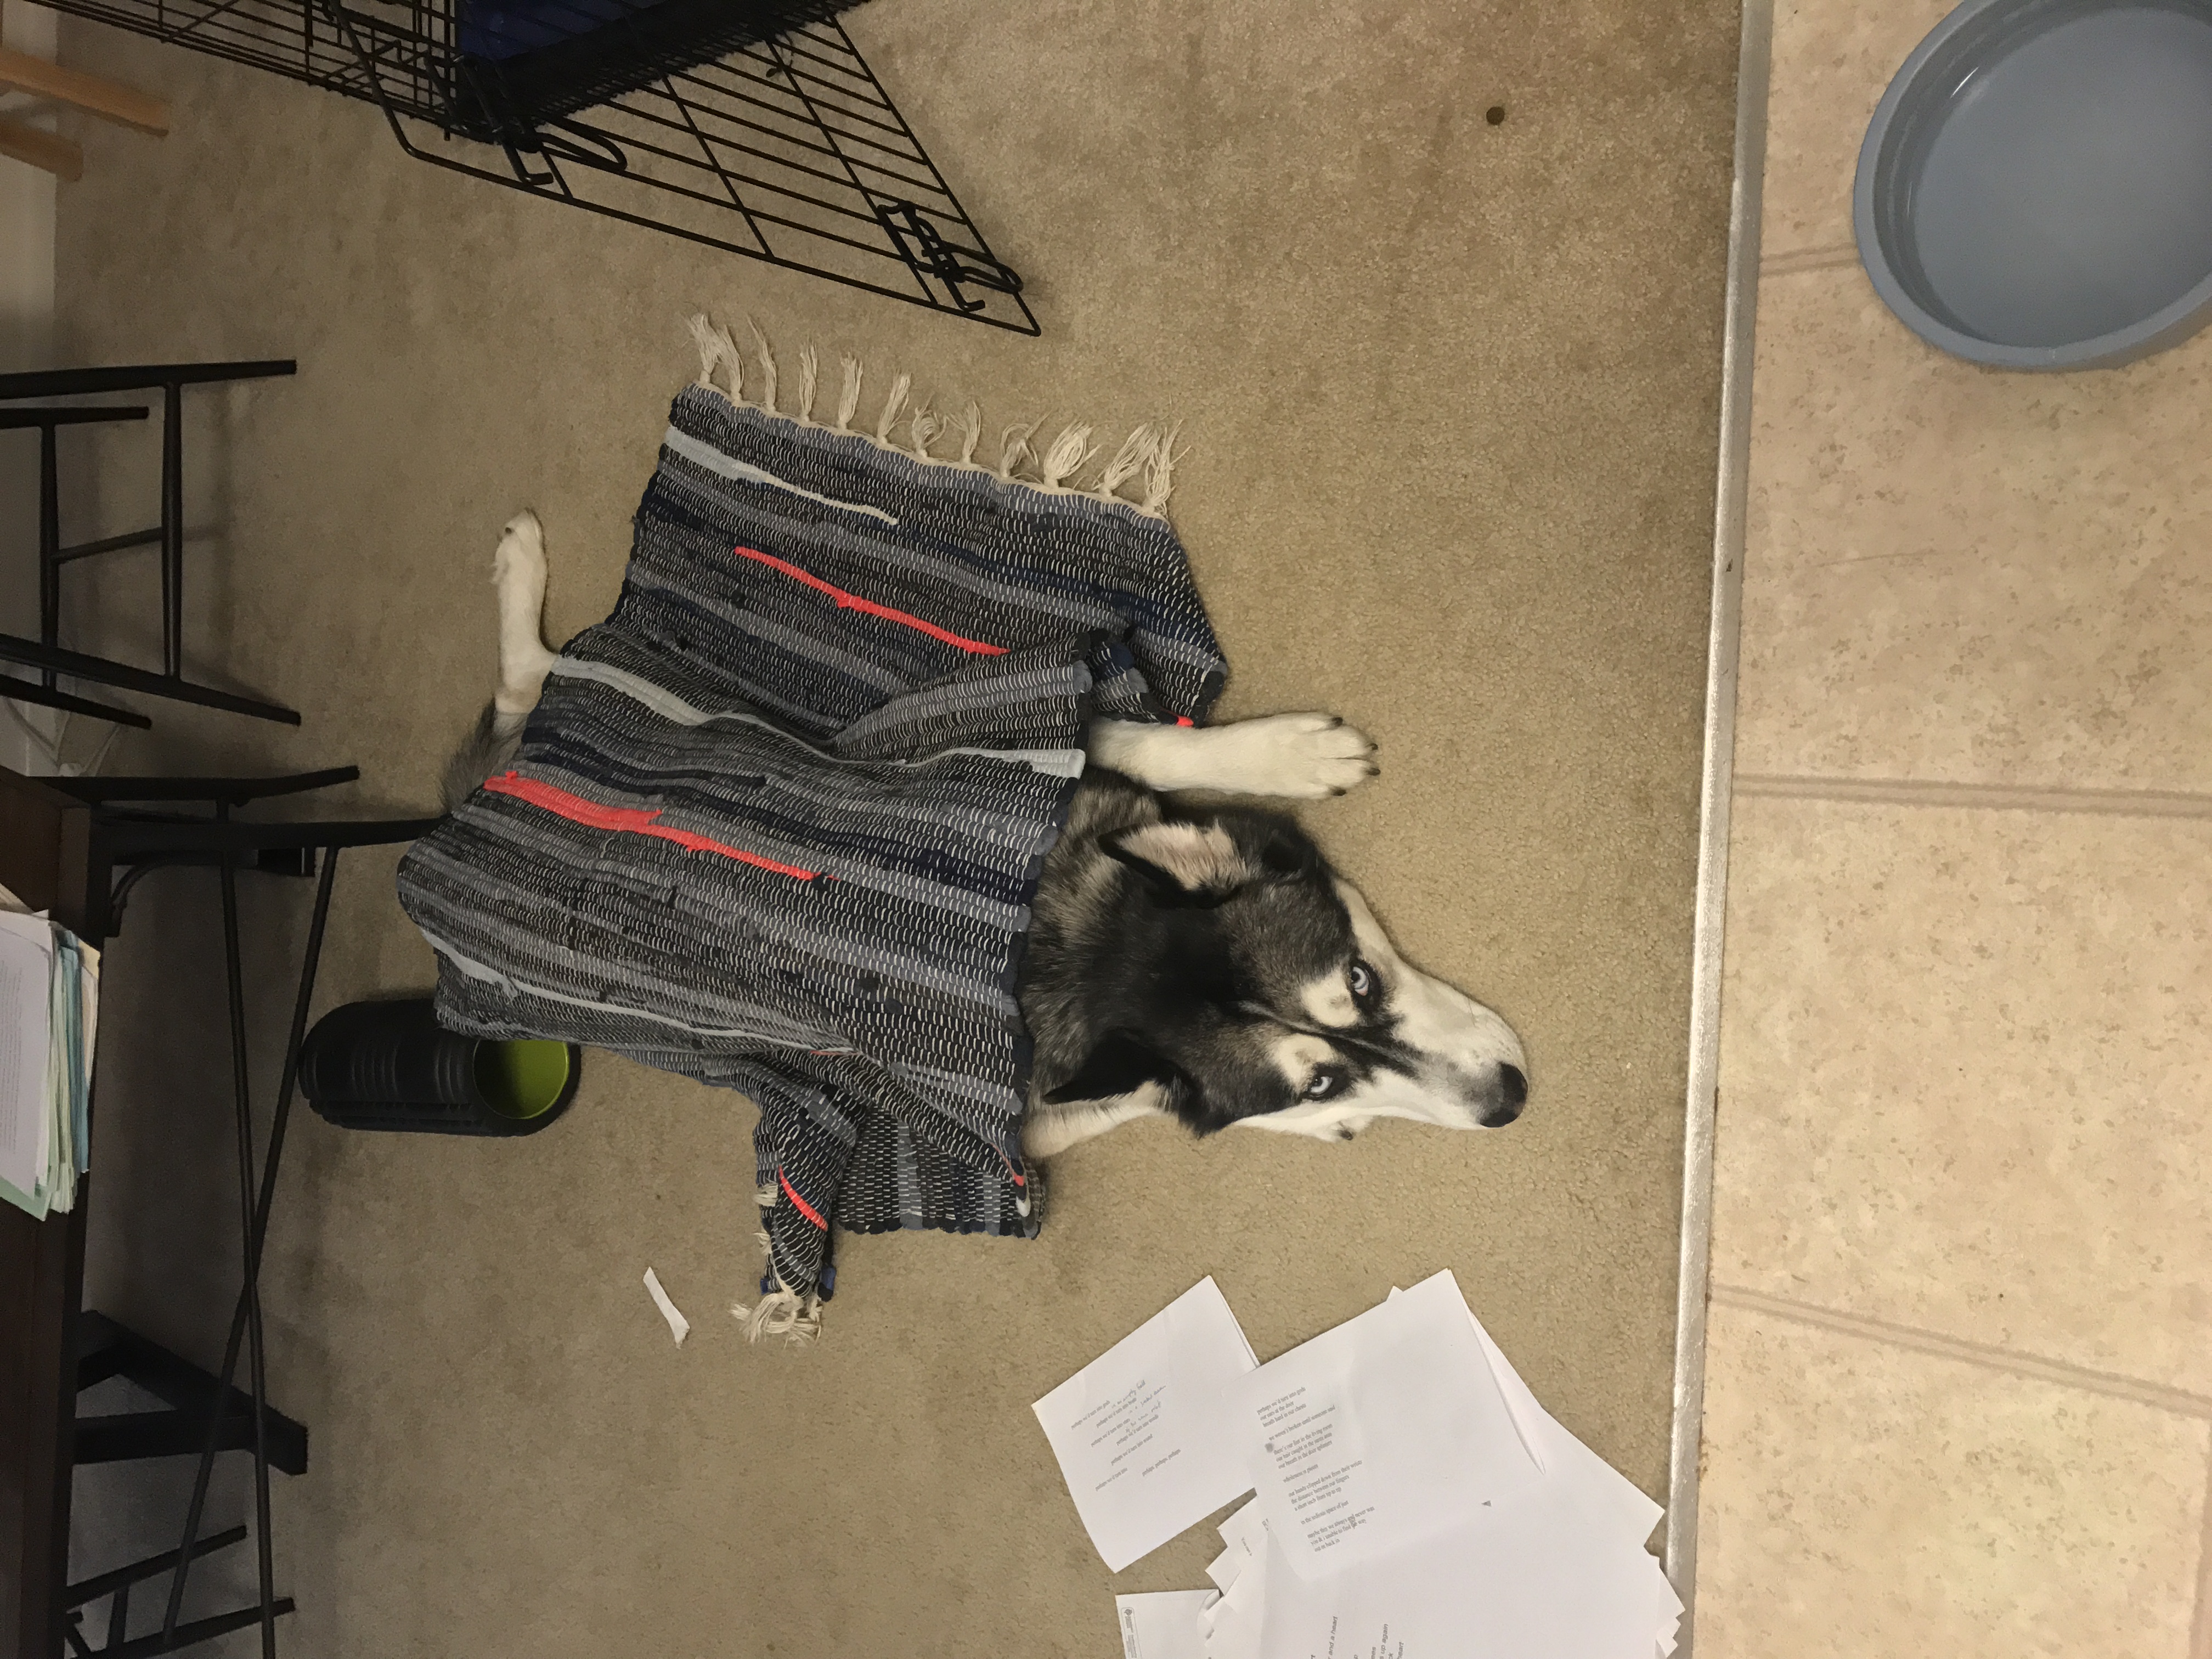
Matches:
[397,352,1226,1331]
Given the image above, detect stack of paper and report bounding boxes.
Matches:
[1038,1273,1683,1659]
[0,910,99,1219]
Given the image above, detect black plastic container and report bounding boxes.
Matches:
[300,999,579,1136]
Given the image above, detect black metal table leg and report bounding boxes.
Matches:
[213,822,279,1659]
[0,363,298,733]
[0,635,298,725]
[74,1314,308,1470]
[0,362,296,402]
[54,768,359,805]
[109,1600,295,1659]
[38,420,59,690]
[69,1525,248,1612]
[0,405,151,698]
[62,1522,252,1651]
[99,816,445,859]
[160,849,340,1654]
[160,382,183,683]
[0,676,150,729]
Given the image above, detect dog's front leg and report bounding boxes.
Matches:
[441,511,561,811]
[493,510,558,731]
[1023,1093,1166,1159]
[1086,714,1378,799]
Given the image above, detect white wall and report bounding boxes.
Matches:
[1,0,61,773]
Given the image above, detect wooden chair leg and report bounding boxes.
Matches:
[0,114,81,180]
[0,46,169,136]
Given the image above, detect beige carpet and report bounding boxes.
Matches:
[44,1,1738,1651]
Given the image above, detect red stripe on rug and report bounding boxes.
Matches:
[482,772,820,880]
[777,1168,828,1228]
[730,544,1007,656]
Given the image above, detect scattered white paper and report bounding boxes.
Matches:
[0,915,56,1199]
[1056,1273,1679,1659]
[1222,1288,1675,1658]
[1115,1589,1219,1659]
[1231,1270,1540,1579]
[1033,1277,1260,1572]
[1389,1284,1664,1549]
[1205,1497,1266,1592]
[643,1267,690,1346]
[1227,1479,1678,1659]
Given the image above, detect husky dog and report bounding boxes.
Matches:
[453,512,1528,1160]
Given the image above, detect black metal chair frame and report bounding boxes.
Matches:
[0,362,300,732]
[49,767,439,1657]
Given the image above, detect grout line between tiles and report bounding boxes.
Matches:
[1759,242,1858,275]
[1711,1284,2212,1419]
[2191,1438,2212,1659]
[1664,1,1769,1646]
[1736,772,2212,820]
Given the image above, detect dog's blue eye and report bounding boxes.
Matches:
[1304,1068,1347,1100]
[1348,960,1377,1006]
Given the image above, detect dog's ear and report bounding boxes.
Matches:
[1042,1030,1188,1107]
[1256,824,1322,880]
[1103,821,1257,905]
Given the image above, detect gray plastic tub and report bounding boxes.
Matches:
[1855,0,2212,370]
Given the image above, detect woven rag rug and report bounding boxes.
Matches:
[396,323,1227,1336]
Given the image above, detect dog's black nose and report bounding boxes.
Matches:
[1480,1063,1527,1127]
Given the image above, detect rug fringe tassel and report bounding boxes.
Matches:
[836,356,862,432]
[1142,424,1182,516]
[732,1214,822,1344]
[1096,424,1153,496]
[684,313,1177,519]
[909,402,941,459]
[689,314,743,403]
[1039,422,1094,489]
[874,373,911,447]
[733,1284,822,1344]
[795,347,818,425]
[998,419,1038,482]
[748,319,778,415]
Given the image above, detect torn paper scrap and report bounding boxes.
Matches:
[1034,1277,1259,1572]
[1200,1534,1267,1659]
[644,1267,690,1346]
[1206,1497,1265,1592]
[1114,1589,1217,1659]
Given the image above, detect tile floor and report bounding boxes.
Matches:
[1692,2,2212,1654]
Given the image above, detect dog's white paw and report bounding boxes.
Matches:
[492,510,546,593]
[1212,713,1378,799]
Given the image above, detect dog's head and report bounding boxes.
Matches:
[1042,808,1527,1143]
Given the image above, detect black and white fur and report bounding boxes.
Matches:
[452,513,1529,1160]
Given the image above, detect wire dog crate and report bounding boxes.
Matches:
[42,0,1038,331]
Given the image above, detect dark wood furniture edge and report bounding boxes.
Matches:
[0,765,99,1659]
